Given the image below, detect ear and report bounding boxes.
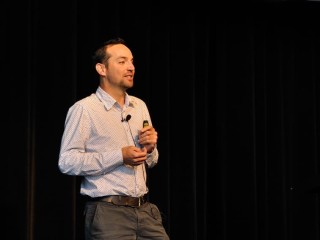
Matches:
[95,63,106,76]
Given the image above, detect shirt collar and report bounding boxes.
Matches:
[96,86,136,110]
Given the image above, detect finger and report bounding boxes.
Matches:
[140,126,153,134]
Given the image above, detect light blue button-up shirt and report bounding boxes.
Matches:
[58,87,158,198]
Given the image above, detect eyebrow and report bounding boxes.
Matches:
[115,56,133,61]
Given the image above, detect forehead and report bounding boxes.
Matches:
[107,44,133,59]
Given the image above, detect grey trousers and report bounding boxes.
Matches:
[84,201,170,240]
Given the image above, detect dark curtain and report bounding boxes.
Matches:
[4,1,320,239]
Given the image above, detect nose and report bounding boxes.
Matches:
[127,61,135,71]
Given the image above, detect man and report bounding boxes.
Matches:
[58,37,169,240]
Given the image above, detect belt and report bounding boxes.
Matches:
[94,195,146,207]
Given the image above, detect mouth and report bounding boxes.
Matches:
[124,74,134,79]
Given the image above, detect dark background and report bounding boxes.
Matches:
[4,0,320,239]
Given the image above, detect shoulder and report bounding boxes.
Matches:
[129,95,147,107]
[73,94,100,106]
[69,94,102,112]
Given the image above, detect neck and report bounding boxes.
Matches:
[100,84,126,107]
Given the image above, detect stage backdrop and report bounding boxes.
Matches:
[4,1,320,239]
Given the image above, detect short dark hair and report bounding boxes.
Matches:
[92,37,127,65]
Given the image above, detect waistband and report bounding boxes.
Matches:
[90,195,146,207]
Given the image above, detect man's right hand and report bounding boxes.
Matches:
[122,146,147,166]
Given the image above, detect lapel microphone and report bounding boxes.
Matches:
[121,114,131,122]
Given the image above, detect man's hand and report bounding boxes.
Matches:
[139,126,158,153]
[122,146,147,166]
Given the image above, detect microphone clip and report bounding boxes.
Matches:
[121,114,131,122]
